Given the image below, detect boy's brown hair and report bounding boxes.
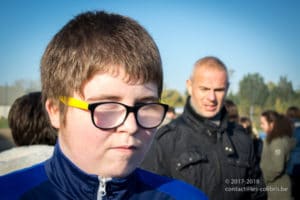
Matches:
[40,11,163,124]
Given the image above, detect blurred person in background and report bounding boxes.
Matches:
[239,116,253,135]
[286,106,300,199]
[0,91,57,175]
[160,106,177,126]
[0,134,14,153]
[224,99,239,123]
[240,116,263,173]
[260,110,295,200]
[142,56,266,200]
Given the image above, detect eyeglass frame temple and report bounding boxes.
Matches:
[59,96,89,110]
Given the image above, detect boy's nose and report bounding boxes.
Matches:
[117,112,139,134]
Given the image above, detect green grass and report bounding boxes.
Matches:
[0,118,9,128]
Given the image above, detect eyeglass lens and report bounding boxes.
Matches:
[92,103,165,129]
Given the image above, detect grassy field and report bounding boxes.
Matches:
[0,118,8,128]
[0,128,12,140]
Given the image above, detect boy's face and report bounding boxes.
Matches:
[47,67,159,178]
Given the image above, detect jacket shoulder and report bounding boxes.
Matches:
[156,117,185,139]
[136,169,208,200]
[230,123,252,143]
[0,162,48,200]
[270,136,295,152]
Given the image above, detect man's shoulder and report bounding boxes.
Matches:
[156,116,187,138]
[136,168,208,200]
[229,123,251,140]
[226,123,255,154]
[0,162,48,199]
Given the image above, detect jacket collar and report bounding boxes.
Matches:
[45,142,137,199]
[182,97,236,156]
[183,96,228,135]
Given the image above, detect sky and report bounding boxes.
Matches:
[0,0,300,94]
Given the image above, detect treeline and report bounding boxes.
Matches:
[0,80,41,105]
[0,74,299,131]
[161,73,300,131]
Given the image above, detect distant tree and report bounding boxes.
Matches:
[264,76,296,112]
[0,79,41,105]
[0,85,8,105]
[266,81,276,91]
[0,81,25,105]
[224,73,299,131]
[25,80,41,93]
[238,73,269,107]
[274,76,294,101]
[161,88,185,108]
[238,73,269,120]
[289,92,300,108]
[227,91,239,105]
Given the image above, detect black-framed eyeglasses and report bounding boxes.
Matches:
[59,96,169,130]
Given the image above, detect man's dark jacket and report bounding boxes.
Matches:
[142,98,267,200]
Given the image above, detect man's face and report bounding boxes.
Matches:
[186,66,228,118]
[48,67,159,178]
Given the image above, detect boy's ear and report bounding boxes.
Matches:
[45,99,60,129]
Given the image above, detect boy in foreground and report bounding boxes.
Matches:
[0,11,207,200]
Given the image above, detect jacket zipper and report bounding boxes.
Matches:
[97,177,112,200]
[215,135,223,199]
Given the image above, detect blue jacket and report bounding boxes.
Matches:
[0,144,207,200]
[287,119,300,176]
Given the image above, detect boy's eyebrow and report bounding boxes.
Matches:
[137,96,160,102]
[85,95,121,102]
[85,95,159,102]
